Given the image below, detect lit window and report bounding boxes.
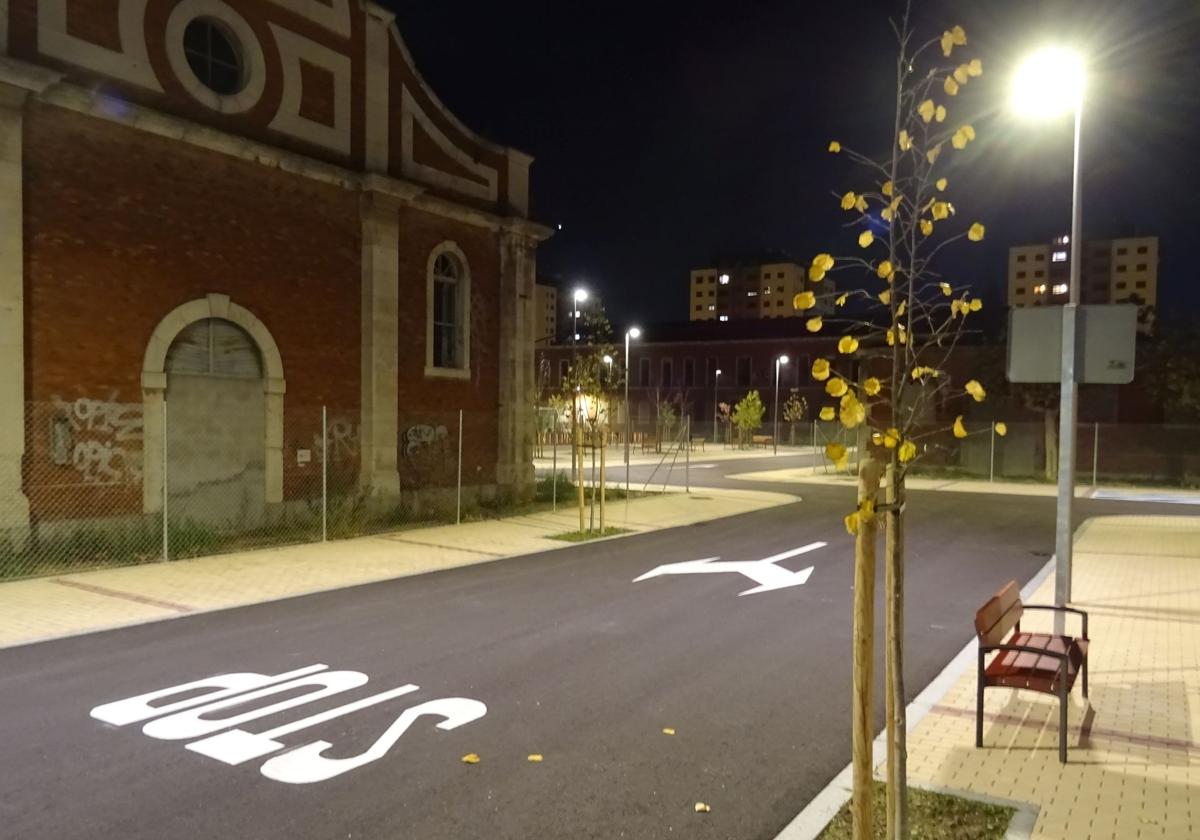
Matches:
[1052,283,1068,295]
[746,291,758,297]
[1052,251,1067,262]
[719,315,729,322]
[707,304,715,311]
[718,274,731,285]
[763,287,772,294]
[1033,284,1047,294]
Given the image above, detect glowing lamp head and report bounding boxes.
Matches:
[779,355,790,365]
[715,368,722,376]
[602,354,613,365]
[628,327,641,339]
[1011,47,1085,119]
[573,288,589,302]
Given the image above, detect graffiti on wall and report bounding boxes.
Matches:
[51,394,145,485]
[403,424,449,459]
[313,418,359,466]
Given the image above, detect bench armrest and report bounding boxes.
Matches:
[1021,604,1088,639]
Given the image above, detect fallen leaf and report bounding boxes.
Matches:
[662,728,676,736]
[461,753,480,764]
[694,802,712,813]
[527,754,544,762]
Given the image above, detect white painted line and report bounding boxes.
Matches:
[756,542,827,565]
[633,542,828,596]
[773,556,1055,840]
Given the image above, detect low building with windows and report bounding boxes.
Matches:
[0,0,551,541]
[1007,235,1159,332]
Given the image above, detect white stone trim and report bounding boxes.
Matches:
[424,240,472,378]
[267,0,351,38]
[362,9,389,172]
[359,194,401,495]
[164,0,266,114]
[36,0,162,91]
[506,148,531,217]
[400,86,497,203]
[1,0,9,55]
[141,293,286,511]
[267,24,351,156]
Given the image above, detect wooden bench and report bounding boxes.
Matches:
[640,436,659,454]
[751,434,773,448]
[975,580,1089,763]
[689,436,706,452]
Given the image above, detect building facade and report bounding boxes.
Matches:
[688,260,829,323]
[0,0,551,540]
[1007,235,1159,330]
[534,282,557,343]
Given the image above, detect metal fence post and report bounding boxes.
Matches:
[1092,422,1099,487]
[685,416,691,494]
[161,399,169,562]
[989,422,996,483]
[552,418,558,512]
[321,405,328,542]
[812,420,818,471]
[456,409,463,525]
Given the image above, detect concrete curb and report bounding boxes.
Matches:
[773,556,1055,840]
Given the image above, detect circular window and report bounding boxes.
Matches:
[182,18,245,96]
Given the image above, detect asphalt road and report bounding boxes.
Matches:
[0,459,1186,840]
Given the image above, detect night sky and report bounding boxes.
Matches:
[388,1,1200,329]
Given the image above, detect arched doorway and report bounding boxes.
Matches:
[141,294,285,516]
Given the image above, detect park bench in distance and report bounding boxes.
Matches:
[975,580,1089,763]
[751,434,773,448]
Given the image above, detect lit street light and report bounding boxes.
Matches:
[1012,47,1085,607]
[773,355,789,456]
[624,326,640,494]
[571,287,588,482]
[712,368,722,445]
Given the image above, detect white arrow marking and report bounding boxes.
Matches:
[633,541,827,596]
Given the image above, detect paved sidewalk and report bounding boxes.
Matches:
[728,464,1200,503]
[0,487,793,650]
[905,514,1200,839]
[535,444,815,470]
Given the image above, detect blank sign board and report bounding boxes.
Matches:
[1007,304,1137,384]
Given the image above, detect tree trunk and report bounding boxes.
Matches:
[884,462,907,839]
[1044,410,1058,482]
[852,457,884,840]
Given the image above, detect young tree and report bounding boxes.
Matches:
[797,8,1005,837]
[731,390,766,448]
[782,389,809,445]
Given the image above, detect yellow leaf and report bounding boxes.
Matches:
[794,291,816,310]
[808,265,826,283]
[968,58,983,77]
[944,76,959,96]
[844,510,861,536]
[898,325,907,345]
[825,442,847,462]
[835,293,848,307]
[899,130,913,151]
[961,125,977,141]
[839,394,865,428]
[965,379,986,402]
[838,335,859,354]
[883,427,900,449]
[940,32,955,57]
[882,180,893,197]
[528,754,544,762]
[917,99,935,123]
[952,129,968,150]
[806,316,823,333]
[911,366,938,380]
[879,289,891,305]
[858,230,875,248]
[940,282,952,296]
[927,143,943,164]
[935,104,947,123]
[932,201,950,221]
[881,206,894,223]
[841,191,857,211]
[662,728,676,736]
[968,222,986,242]
[695,802,712,814]
[953,415,968,439]
[898,440,917,463]
[886,329,895,347]
[920,219,933,237]
[896,300,907,318]
[969,298,983,312]
[811,358,831,381]
[951,25,967,45]
[462,753,481,764]
[814,253,835,271]
[995,421,1008,437]
[936,177,948,191]
[819,406,835,421]
[951,299,965,318]
[864,377,882,396]
[828,141,842,153]
[854,194,868,213]
[954,64,970,84]
[871,431,883,445]
[826,378,848,398]
[877,260,894,280]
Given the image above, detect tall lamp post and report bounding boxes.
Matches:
[570,287,588,482]
[712,368,722,445]
[773,355,789,456]
[1012,47,1086,606]
[623,326,640,495]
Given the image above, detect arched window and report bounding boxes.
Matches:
[426,244,471,378]
[165,319,263,378]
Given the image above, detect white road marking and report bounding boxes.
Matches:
[633,541,827,596]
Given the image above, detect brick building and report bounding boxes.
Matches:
[0,0,551,538]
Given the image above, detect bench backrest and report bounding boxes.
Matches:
[975,580,1022,646]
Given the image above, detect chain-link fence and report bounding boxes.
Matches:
[0,401,520,582]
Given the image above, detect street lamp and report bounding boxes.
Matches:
[624,326,641,494]
[773,355,789,456]
[570,287,588,482]
[1012,47,1085,607]
[713,368,722,445]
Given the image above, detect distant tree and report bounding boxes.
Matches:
[1143,322,1200,421]
[731,390,766,448]
[782,389,809,445]
[717,401,733,445]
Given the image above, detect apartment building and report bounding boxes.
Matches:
[534,283,558,343]
[689,260,828,322]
